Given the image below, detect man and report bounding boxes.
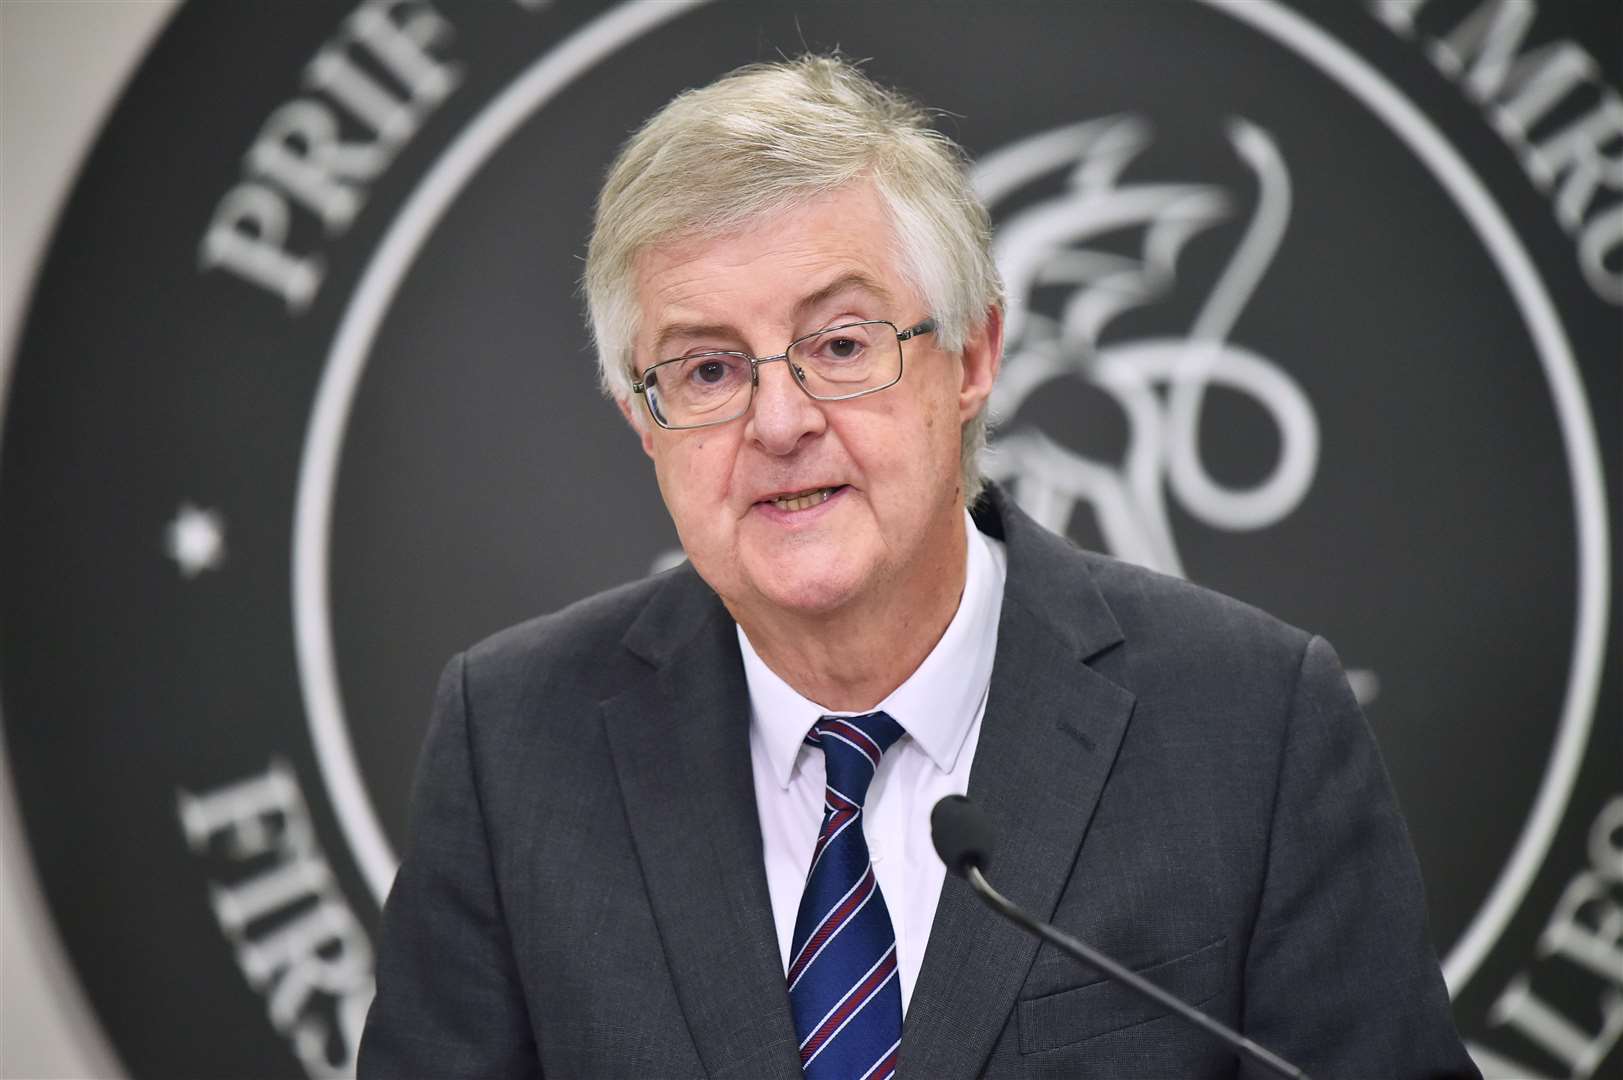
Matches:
[359,57,1476,1078]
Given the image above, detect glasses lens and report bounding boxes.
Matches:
[790,322,900,398]
[646,353,752,427]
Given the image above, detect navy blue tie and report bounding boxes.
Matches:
[787,711,906,1080]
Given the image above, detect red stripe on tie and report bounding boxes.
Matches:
[810,805,856,868]
[862,1046,899,1080]
[787,868,875,986]
[799,948,899,1064]
[826,718,883,760]
[823,720,882,766]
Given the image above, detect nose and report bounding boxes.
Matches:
[744,356,826,455]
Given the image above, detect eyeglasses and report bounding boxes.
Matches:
[631,317,937,430]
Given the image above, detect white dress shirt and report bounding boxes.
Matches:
[740,512,1007,1015]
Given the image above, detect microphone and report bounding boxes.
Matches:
[930,795,1310,1080]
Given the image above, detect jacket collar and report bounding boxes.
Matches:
[602,582,804,1078]
[899,485,1135,1077]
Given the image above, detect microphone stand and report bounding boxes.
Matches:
[964,865,1310,1080]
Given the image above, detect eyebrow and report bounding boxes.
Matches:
[792,272,896,322]
[650,322,739,360]
[649,272,897,360]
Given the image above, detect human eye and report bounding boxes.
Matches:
[808,323,878,364]
[823,335,865,361]
[681,353,745,392]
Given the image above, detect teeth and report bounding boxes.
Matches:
[771,487,836,511]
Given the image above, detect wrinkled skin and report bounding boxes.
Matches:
[620,182,1002,707]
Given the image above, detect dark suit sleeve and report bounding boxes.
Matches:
[1239,635,1479,1079]
[358,653,541,1079]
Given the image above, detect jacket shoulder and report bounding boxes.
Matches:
[1081,550,1309,652]
[984,486,1312,673]
[1067,549,1319,712]
[457,566,699,706]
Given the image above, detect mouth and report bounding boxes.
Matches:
[761,485,844,512]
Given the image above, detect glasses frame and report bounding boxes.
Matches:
[631,317,937,431]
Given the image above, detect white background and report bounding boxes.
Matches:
[2,3,178,1076]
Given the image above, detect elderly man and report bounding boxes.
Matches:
[359,57,1475,1079]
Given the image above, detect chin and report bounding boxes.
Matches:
[748,564,869,616]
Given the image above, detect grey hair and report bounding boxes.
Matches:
[584,55,1004,505]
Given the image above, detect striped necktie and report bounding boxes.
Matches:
[787,711,906,1080]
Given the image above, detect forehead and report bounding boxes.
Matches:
[632,183,913,353]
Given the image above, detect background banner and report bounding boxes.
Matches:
[3,2,1618,1076]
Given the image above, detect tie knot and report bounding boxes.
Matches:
[808,711,905,806]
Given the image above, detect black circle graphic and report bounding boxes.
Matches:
[3,2,1617,1075]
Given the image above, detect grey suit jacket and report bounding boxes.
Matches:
[359,487,1477,1078]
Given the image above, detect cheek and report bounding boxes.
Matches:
[656,437,732,518]
[915,385,959,455]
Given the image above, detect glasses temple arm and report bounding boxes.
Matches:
[897,317,937,341]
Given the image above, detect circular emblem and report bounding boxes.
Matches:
[3,1,1617,1075]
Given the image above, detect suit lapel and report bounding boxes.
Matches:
[900,493,1136,1078]
[601,572,802,1080]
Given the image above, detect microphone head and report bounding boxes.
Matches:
[931,795,994,878]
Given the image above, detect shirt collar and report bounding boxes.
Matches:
[739,510,1006,789]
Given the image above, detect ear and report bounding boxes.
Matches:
[957,305,1004,423]
[617,395,656,458]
